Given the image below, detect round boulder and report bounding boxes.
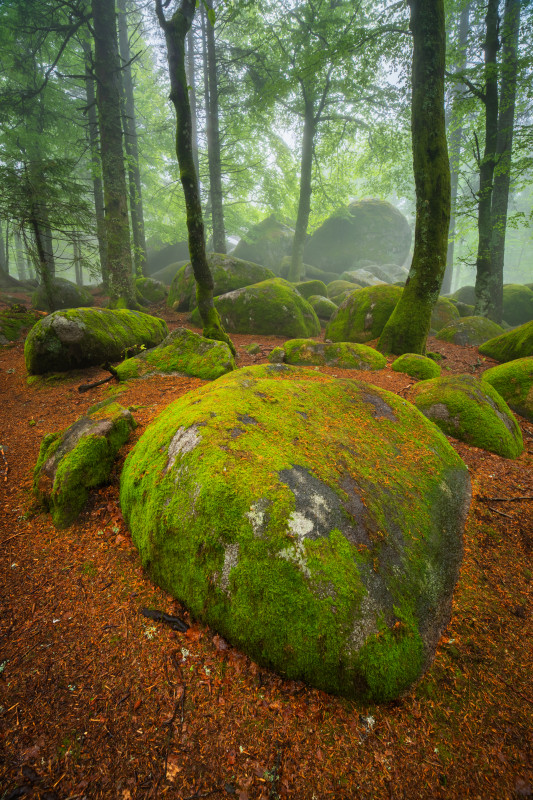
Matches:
[232,215,294,272]
[391,354,441,381]
[502,284,533,326]
[482,358,533,422]
[280,339,386,370]
[32,278,94,312]
[120,364,470,701]
[430,298,460,332]
[452,285,476,305]
[479,320,533,362]
[294,280,328,300]
[307,295,338,321]
[168,254,275,311]
[325,285,403,344]
[410,374,523,459]
[303,199,412,273]
[436,316,505,347]
[136,277,167,304]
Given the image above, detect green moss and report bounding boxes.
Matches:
[430,298,460,332]
[478,320,533,362]
[120,364,469,700]
[268,346,285,363]
[0,308,41,344]
[391,354,441,380]
[307,295,337,320]
[411,374,524,458]
[436,316,504,347]
[114,327,235,382]
[31,278,94,311]
[135,277,167,304]
[294,280,328,300]
[325,285,403,343]
[282,339,386,370]
[24,307,168,375]
[482,357,533,421]
[327,280,358,298]
[502,284,533,326]
[451,285,476,305]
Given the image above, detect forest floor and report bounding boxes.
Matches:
[0,290,532,800]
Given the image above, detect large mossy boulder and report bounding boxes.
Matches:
[146,240,190,275]
[120,364,470,701]
[114,327,235,382]
[193,278,321,338]
[307,295,338,321]
[340,269,386,288]
[452,285,476,305]
[150,260,188,286]
[502,284,533,326]
[34,401,135,528]
[279,257,339,285]
[0,307,42,344]
[32,278,94,312]
[482,358,533,422]
[410,375,523,459]
[303,199,412,274]
[232,216,294,272]
[24,307,168,375]
[275,339,386,370]
[479,320,533,362]
[325,285,402,344]
[430,298,460,332]
[436,316,505,347]
[391,354,441,381]
[136,277,167,304]
[168,253,274,311]
[294,279,328,299]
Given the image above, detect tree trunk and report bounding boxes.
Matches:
[205,0,226,253]
[92,0,136,309]
[289,97,315,282]
[155,0,234,353]
[0,224,7,276]
[378,0,450,355]
[74,235,83,286]
[83,42,109,290]
[14,231,28,281]
[30,210,56,310]
[474,0,499,320]
[442,2,470,295]
[489,0,520,324]
[117,0,148,276]
[186,26,200,179]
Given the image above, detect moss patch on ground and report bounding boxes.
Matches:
[410,374,523,459]
[120,364,470,702]
[114,327,235,382]
[436,316,505,347]
[391,353,441,380]
[482,357,533,421]
[478,320,533,362]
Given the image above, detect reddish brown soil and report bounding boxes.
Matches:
[0,293,531,800]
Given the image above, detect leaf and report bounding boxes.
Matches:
[207,6,216,26]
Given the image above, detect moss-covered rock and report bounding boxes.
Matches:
[478,320,533,362]
[24,307,168,375]
[307,295,338,321]
[280,339,386,370]
[430,298,460,333]
[303,199,412,273]
[168,253,275,311]
[436,316,505,347]
[502,284,533,326]
[454,301,475,318]
[32,278,94,312]
[410,374,523,458]
[192,278,321,338]
[452,285,476,305]
[279,258,338,285]
[147,240,190,275]
[120,363,470,701]
[150,260,188,286]
[327,280,357,298]
[325,285,403,344]
[391,354,441,380]
[136,277,167,304]
[340,269,386,288]
[0,307,42,344]
[330,289,360,307]
[482,358,533,422]
[294,280,328,300]
[34,401,135,528]
[232,216,294,272]
[114,327,235,382]
[268,346,285,363]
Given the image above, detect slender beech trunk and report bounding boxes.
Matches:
[474,0,499,319]
[205,0,226,253]
[442,2,470,295]
[0,224,7,275]
[289,96,315,282]
[74,235,83,286]
[489,0,520,323]
[14,231,27,281]
[378,0,450,355]
[83,42,109,289]
[92,0,136,309]
[117,0,148,276]
[155,0,234,353]
[186,26,200,179]
[30,208,56,310]
[200,4,212,224]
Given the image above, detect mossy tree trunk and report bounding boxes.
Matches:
[92,0,137,309]
[205,0,226,254]
[378,0,450,356]
[186,27,200,179]
[473,0,499,321]
[489,0,520,324]
[289,95,315,283]
[155,0,235,354]
[83,41,109,291]
[14,231,28,281]
[117,0,148,277]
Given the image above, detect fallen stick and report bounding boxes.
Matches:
[78,362,120,393]
[478,496,533,502]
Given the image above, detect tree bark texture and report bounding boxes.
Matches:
[14,231,28,281]
[205,0,226,253]
[92,0,136,309]
[155,0,234,353]
[117,0,148,276]
[378,0,450,355]
[474,0,499,320]
[83,42,109,290]
[489,0,520,323]
[289,97,315,282]
[186,27,200,179]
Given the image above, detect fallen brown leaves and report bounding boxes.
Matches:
[0,297,531,799]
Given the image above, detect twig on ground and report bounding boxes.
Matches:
[488,507,513,519]
[478,496,533,502]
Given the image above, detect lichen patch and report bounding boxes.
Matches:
[165,425,201,473]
